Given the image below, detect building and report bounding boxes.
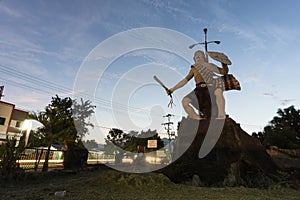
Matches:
[0,100,28,144]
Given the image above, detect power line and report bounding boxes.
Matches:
[0,65,71,94]
[0,63,182,118]
[0,64,137,111]
[2,64,265,130]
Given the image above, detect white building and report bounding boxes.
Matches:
[0,100,28,144]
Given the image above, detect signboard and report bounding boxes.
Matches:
[147,139,157,148]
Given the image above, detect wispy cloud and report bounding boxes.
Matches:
[262,92,275,97]
[260,23,300,47]
[279,99,296,106]
[243,75,260,84]
[124,49,184,67]
[141,0,206,25]
[211,11,265,51]
[262,91,297,106]
[0,4,22,17]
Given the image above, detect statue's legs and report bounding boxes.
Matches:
[214,88,225,118]
[182,97,205,120]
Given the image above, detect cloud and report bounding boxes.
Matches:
[279,99,296,106]
[124,49,184,66]
[1,84,49,112]
[0,28,60,75]
[262,91,296,106]
[244,75,260,84]
[262,92,276,98]
[0,4,22,17]
[141,0,207,25]
[260,23,300,47]
[202,1,267,51]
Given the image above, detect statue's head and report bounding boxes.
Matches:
[193,50,206,64]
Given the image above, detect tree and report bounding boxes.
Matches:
[104,128,164,165]
[30,95,95,171]
[254,106,300,149]
[82,139,99,151]
[19,130,43,148]
[128,129,164,152]
[63,98,96,170]
[106,128,130,147]
[72,98,96,139]
[104,128,164,153]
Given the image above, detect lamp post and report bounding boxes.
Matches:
[189,28,221,61]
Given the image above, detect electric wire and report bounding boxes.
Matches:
[0,64,182,117]
[0,64,264,131]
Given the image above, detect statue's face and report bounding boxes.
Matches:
[193,51,205,64]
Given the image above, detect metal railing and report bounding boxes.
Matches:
[18,148,64,171]
[17,148,115,171]
[11,148,170,171]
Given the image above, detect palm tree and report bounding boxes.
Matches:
[30,95,95,172]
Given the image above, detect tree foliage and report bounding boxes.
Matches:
[104,128,164,154]
[29,95,95,171]
[82,139,99,151]
[19,130,43,147]
[253,105,300,149]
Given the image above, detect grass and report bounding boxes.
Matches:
[1,166,300,200]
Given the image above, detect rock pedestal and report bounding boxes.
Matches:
[161,116,279,187]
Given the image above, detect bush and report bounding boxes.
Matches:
[0,138,25,178]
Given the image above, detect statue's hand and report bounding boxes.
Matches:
[166,89,173,96]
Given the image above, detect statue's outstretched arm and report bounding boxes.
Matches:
[168,69,194,94]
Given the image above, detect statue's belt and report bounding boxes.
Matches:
[196,82,213,87]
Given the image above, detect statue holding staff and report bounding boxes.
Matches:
[155,28,240,120]
[167,50,234,120]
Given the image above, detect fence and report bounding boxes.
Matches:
[88,151,115,164]
[14,148,171,171]
[17,148,115,171]
[18,148,64,171]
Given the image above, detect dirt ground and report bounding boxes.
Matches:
[1,166,300,200]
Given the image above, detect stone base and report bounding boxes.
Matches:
[160,116,279,187]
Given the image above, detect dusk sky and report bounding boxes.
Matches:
[1,0,300,143]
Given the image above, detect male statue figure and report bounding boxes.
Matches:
[167,50,234,120]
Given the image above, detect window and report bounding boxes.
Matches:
[16,121,20,128]
[0,117,5,125]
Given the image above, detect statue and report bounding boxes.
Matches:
[154,29,282,187]
[166,50,240,119]
[155,28,241,119]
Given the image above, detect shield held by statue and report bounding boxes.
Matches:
[208,51,232,65]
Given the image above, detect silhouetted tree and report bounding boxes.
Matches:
[253,106,300,149]
[30,95,95,171]
[252,131,264,144]
[19,130,43,147]
[82,139,99,150]
[104,128,164,153]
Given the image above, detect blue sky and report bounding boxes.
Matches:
[1,0,300,143]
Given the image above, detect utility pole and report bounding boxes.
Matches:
[162,114,175,141]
